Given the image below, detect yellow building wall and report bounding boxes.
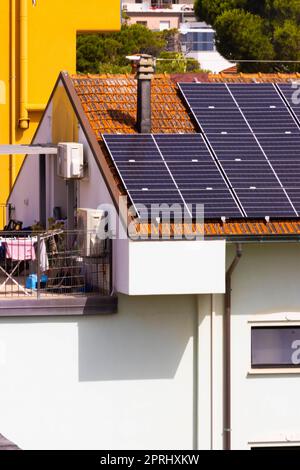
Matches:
[0,0,120,226]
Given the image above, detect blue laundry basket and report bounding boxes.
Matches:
[25,274,48,290]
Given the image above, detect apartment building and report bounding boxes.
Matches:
[123,0,195,31]
[123,1,234,73]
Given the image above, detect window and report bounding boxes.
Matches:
[137,21,148,26]
[159,21,170,31]
[180,31,215,52]
[251,326,300,368]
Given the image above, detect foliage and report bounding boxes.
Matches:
[194,0,300,72]
[156,52,202,74]
[77,24,205,74]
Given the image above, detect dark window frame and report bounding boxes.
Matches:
[251,325,300,369]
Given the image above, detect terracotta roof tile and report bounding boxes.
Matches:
[207,72,300,83]
[169,72,300,84]
[135,220,300,239]
[72,74,196,138]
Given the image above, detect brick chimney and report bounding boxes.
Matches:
[136,54,154,134]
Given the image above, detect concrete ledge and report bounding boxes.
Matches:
[0,295,118,317]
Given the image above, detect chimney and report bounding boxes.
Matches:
[136,54,154,134]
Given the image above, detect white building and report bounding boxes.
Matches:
[179,22,235,73]
[2,67,300,450]
[123,0,195,31]
[123,1,234,73]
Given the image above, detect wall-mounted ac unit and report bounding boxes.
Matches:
[77,208,107,257]
[57,142,84,179]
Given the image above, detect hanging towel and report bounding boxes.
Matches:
[5,239,36,261]
[39,239,49,272]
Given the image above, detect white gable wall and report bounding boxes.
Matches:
[78,128,113,210]
[9,101,53,227]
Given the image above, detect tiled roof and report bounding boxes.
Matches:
[208,72,300,83]
[69,72,300,238]
[169,72,300,84]
[135,220,300,239]
[71,74,196,140]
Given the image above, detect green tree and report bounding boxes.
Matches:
[156,52,202,74]
[194,0,300,72]
[214,9,274,71]
[194,1,247,25]
[273,20,300,72]
[77,24,206,74]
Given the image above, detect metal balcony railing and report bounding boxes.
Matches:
[0,230,112,298]
[151,0,172,8]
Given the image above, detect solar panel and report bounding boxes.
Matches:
[277,83,300,113]
[205,134,296,217]
[103,83,300,221]
[181,189,242,219]
[104,133,244,219]
[258,134,300,161]
[227,83,299,135]
[103,134,187,217]
[208,134,267,161]
[233,188,296,218]
[154,134,243,218]
[180,84,297,217]
[227,84,300,213]
[179,82,300,217]
[179,83,249,134]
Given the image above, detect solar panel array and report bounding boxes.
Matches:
[103,82,300,220]
[179,82,300,218]
[103,134,243,219]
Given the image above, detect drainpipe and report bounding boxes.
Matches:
[9,0,16,189]
[224,243,242,450]
[19,0,30,130]
[136,55,154,134]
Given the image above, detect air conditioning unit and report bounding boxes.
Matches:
[77,208,107,257]
[57,142,84,179]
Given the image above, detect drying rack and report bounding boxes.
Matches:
[0,229,64,296]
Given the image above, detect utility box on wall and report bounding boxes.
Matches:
[77,208,106,257]
[57,142,84,179]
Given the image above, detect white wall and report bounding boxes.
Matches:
[0,294,197,450]
[198,243,300,450]
[9,102,53,227]
[230,243,300,449]
[78,128,113,211]
[116,239,226,295]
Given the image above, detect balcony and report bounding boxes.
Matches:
[0,230,116,316]
[123,1,194,14]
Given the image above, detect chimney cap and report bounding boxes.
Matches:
[126,54,154,62]
[126,55,142,62]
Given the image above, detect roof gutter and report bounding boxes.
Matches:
[224,243,242,451]
[206,235,300,243]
